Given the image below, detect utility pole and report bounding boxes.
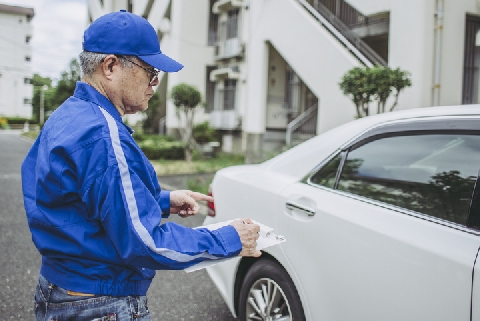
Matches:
[39,85,47,125]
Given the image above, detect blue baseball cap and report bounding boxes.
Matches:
[83,10,183,72]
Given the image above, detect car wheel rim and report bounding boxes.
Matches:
[245,277,292,321]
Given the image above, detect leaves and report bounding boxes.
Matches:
[171,83,202,110]
[339,65,412,118]
[31,58,81,123]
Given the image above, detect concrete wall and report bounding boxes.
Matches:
[0,11,34,118]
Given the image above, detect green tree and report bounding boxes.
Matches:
[170,83,202,162]
[31,74,53,123]
[339,65,412,118]
[50,58,81,109]
[143,90,162,133]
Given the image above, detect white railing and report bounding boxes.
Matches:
[296,0,381,67]
[286,104,318,146]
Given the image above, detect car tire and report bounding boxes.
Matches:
[238,258,306,321]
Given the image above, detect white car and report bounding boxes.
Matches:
[204,105,480,321]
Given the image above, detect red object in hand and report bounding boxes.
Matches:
[207,185,215,217]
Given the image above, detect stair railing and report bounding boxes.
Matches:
[286,104,318,146]
[296,0,386,66]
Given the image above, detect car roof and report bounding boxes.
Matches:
[264,105,480,179]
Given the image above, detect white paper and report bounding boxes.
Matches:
[184,219,285,273]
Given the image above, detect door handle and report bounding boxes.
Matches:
[286,201,316,216]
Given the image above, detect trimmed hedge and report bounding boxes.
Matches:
[137,138,185,160]
[4,117,38,124]
[132,132,175,143]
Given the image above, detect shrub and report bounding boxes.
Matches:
[138,139,186,160]
[5,117,38,125]
[192,121,218,144]
[132,132,175,143]
[0,117,8,129]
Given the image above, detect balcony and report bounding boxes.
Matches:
[214,38,244,60]
[213,0,243,14]
[210,110,240,129]
[210,84,240,130]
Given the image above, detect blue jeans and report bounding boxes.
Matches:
[34,274,151,321]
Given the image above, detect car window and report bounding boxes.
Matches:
[335,134,480,226]
[310,152,344,188]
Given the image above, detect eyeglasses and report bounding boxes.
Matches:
[118,56,159,85]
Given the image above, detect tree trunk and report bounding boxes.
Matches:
[390,91,400,112]
[185,148,192,162]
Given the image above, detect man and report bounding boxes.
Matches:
[22,10,260,320]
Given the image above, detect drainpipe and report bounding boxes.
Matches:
[432,0,444,106]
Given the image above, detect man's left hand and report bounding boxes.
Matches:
[170,190,214,218]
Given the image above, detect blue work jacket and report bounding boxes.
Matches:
[21,82,241,296]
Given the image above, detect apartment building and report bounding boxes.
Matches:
[88,0,478,162]
[0,4,34,119]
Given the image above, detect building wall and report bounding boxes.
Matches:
[88,0,480,158]
[0,10,34,118]
[164,0,215,134]
[245,0,361,137]
[347,0,480,108]
[441,0,480,105]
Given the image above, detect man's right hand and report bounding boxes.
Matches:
[230,218,262,257]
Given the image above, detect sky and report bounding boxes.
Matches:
[2,0,87,81]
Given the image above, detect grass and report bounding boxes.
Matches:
[186,176,212,195]
[21,130,40,141]
[150,152,245,175]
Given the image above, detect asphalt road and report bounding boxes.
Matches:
[0,131,235,320]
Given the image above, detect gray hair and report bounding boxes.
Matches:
[79,51,136,78]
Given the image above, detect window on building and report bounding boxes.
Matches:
[285,67,301,121]
[463,14,480,104]
[208,0,219,46]
[25,56,31,62]
[226,9,239,40]
[223,79,237,110]
[26,35,32,44]
[24,98,32,104]
[24,78,31,84]
[205,66,217,112]
[325,134,480,226]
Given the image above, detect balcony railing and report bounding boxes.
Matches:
[311,0,388,29]
[210,85,240,129]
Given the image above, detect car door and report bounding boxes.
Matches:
[277,118,480,321]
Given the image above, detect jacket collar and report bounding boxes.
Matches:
[73,81,134,134]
